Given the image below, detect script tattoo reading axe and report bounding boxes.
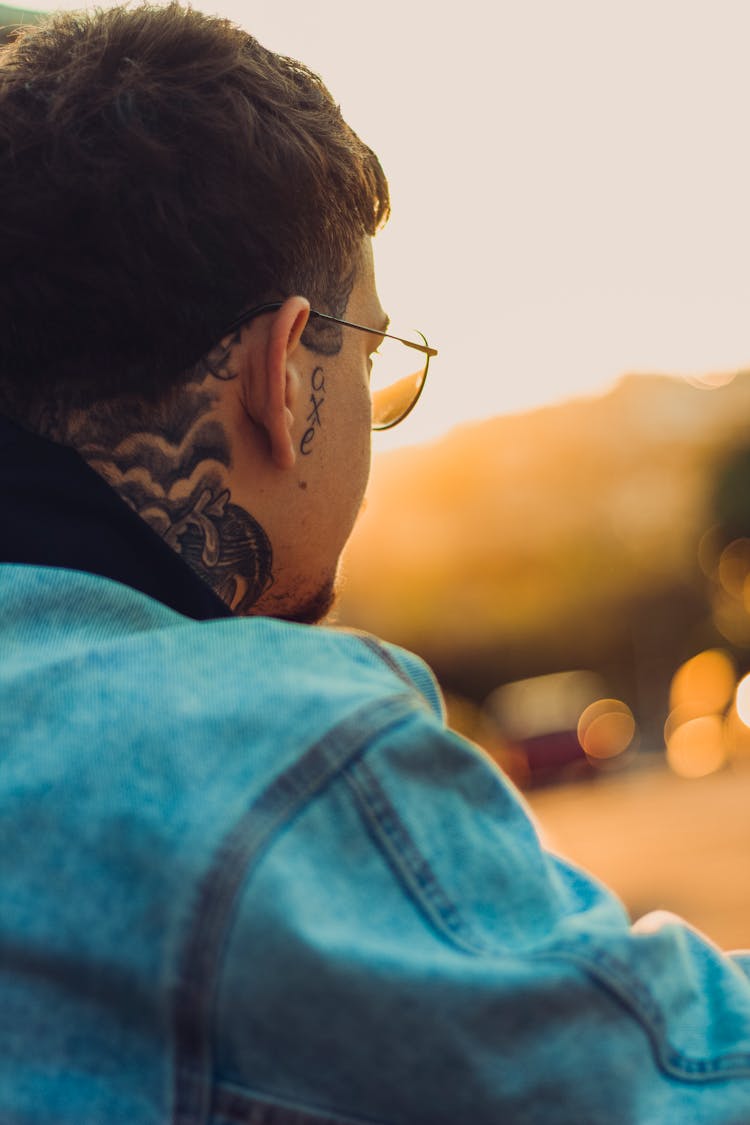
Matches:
[300,366,326,456]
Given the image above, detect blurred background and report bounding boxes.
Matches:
[339,373,750,950]
[4,1,750,948]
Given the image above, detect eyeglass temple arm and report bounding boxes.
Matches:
[223,303,438,358]
[222,302,283,336]
[309,310,438,357]
[396,335,438,358]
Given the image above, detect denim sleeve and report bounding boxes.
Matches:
[211,707,750,1125]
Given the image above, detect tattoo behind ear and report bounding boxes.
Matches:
[300,365,326,456]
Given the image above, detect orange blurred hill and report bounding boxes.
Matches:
[338,371,750,706]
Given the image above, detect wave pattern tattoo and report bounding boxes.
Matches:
[58,383,274,614]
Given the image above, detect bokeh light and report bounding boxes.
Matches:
[710,541,750,646]
[669,649,735,715]
[577,699,636,762]
[718,539,750,599]
[697,524,723,579]
[665,714,727,779]
[735,673,750,728]
[664,650,735,778]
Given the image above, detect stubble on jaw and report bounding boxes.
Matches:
[247,570,338,625]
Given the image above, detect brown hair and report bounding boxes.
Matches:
[0,3,389,416]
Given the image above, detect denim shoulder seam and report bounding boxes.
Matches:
[355,634,418,691]
[343,756,490,956]
[170,691,420,1125]
[539,944,750,1082]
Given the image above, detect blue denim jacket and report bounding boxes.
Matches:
[2,562,750,1124]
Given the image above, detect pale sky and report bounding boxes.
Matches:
[18,0,750,448]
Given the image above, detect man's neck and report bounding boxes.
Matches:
[17,376,276,616]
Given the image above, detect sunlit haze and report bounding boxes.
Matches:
[17,0,750,447]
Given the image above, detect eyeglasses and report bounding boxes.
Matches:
[222,302,436,431]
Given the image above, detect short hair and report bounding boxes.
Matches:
[0,3,389,417]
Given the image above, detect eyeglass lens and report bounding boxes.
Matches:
[370,330,430,431]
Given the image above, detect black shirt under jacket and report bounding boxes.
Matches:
[0,414,232,622]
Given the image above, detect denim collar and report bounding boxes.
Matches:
[0,414,232,621]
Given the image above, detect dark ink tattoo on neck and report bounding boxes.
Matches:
[300,365,326,457]
[169,484,274,615]
[56,377,274,614]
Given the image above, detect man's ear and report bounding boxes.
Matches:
[257,296,310,471]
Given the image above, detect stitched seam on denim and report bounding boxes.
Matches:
[356,635,416,691]
[539,945,750,1081]
[344,757,488,956]
[170,692,418,1125]
[213,1082,391,1125]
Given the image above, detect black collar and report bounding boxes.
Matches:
[0,414,232,621]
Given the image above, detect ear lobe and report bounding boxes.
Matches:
[262,296,310,471]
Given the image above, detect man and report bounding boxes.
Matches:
[0,6,749,1124]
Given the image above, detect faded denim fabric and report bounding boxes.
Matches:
[2,563,750,1125]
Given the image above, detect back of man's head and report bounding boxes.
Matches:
[0,3,389,423]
